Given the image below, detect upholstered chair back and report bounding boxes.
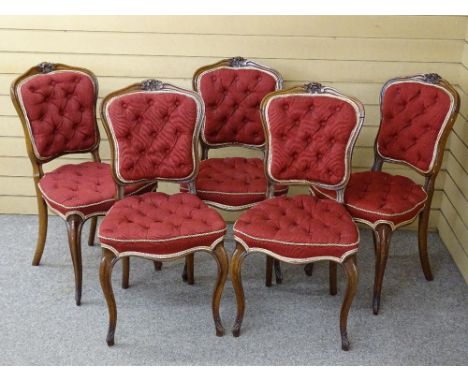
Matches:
[261,83,364,200]
[11,62,99,162]
[101,80,204,186]
[376,74,459,174]
[194,57,282,148]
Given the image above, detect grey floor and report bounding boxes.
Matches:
[0,215,467,365]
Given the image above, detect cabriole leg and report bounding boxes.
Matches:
[418,205,434,281]
[100,248,117,346]
[265,256,273,287]
[32,194,48,266]
[211,243,229,336]
[340,256,358,351]
[66,214,84,306]
[88,216,97,246]
[372,224,393,315]
[231,243,247,337]
[121,257,130,289]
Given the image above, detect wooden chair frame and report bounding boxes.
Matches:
[99,79,229,346]
[329,73,460,315]
[230,82,365,350]
[10,62,102,306]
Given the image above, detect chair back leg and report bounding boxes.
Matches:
[87,216,97,246]
[418,205,434,281]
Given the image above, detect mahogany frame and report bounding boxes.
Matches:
[99,79,229,346]
[330,73,460,315]
[10,62,102,306]
[230,82,365,350]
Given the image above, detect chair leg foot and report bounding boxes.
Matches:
[231,243,247,337]
[372,295,381,315]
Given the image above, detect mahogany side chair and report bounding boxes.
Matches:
[312,73,460,314]
[98,79,229,346]
[230,82,365,350]
[10,62,156,306]
[180,56,286,285]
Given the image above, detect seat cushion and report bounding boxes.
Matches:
[233,195,359,262]
[38,162,154,219]
[98,193,227,256]
[312,171,428,229]
[180,157,288,209]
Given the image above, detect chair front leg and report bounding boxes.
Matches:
[32,193,48,266]
[231,242,247,337]
[100,248,117,346]
[87,216,97,246]
[340,255,358,351]
[66,214,84,306]
[211,243,229,336]
[418,204,434,281]
[372,223,393,315]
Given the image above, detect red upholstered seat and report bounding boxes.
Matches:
[39,162,154,219]
[234,195,359,261]
[99,193,227,256]
[180,157,288,208]
[313,171,428,229]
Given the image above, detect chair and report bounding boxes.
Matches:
[180,57,286,285]
[230,82,365,350]
[98,79,229,346]
[10,62,156,305]
[312,73,460,314]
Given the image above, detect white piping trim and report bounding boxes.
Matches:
[353,212,423,231]
[104,90,202,185]
[101,236,225,260]
[264,93,362,189]
[376,80,455,174]
[17,70,98,161]
[45,202,107,221]
[233,224,359,248]
[234,237,358,264]
[313,185,428,217]
[99,227,226,243]
[197,66,280,148]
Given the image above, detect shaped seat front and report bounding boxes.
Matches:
[314,171,427,229]
[39,162,153,219]
[99,192,226,256]
[234,195,358,261]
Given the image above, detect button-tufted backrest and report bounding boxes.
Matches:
[194,57,282,148]
[13,66,99,161]
[262,83,364,192]
[102,80,204,184]
[376,75,458,173]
